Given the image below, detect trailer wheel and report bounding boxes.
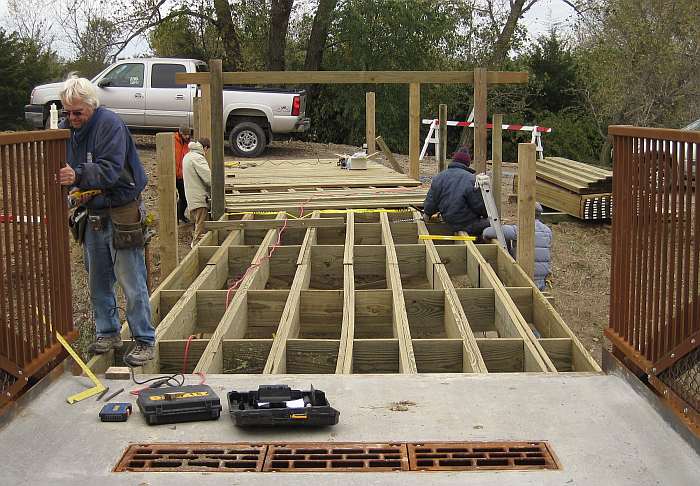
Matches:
[228,122,266,157]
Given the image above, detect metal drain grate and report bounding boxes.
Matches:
[408,441,559,471]
[263,442,409,472]
[115,441,559,473]
[114,443,266,472]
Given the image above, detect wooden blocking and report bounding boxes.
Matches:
[476,338,524,372]
[404,290,446,338]
[159,339,210,374]
[396,244,432,289]
[474,244,498,266]
[222,339,272,373]
[225,245,259,284]
[354,245,387,290]
[354,223,382,244]
[390,221,419,244]
[163,248,204,291]
[309,245,344,289]
[352,339,399,373]
[413,339,463,373]
[436,245,476,288]
[455,288,496,333]
[355,290,394,338]
[539,338,573,372]
[104,367,131,380]
[266,245,302,289]
[316,225,346,245]
[286,339,339,374]
[507,287,533,324]
[244,290,289,339]
[298,290,343,339]
[156,290,185,327]
[193,290,227,334]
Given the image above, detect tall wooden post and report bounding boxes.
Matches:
[210,59,225,221]
[366,92,376,154]
[517,143,536,280]
[473,67,488,174]
[438,103,448,172]
[492,113,503,216]
[199,84,212,166]
[408,83,421,180]
[192,97,200,140]
[156,132,178,279]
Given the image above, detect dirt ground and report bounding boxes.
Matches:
[69,135,610,364]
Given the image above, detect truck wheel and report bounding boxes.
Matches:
[228,122,266,157]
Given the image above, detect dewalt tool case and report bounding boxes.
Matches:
[137,385,222,425]
[228,385,339,427]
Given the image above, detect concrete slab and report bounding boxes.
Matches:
[0,373,697,485]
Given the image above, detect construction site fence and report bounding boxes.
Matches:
[0,130,74,410]
[607,125,699,434]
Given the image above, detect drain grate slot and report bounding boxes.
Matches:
[263,443,409,472]
[409,442,559,471]
[114,443,266,472]
[116,441,559,473]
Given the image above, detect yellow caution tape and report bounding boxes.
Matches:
[418,234,475,241]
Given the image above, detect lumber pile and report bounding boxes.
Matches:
[515,156,613,220]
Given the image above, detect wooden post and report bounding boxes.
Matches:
[375,136,404,174]
[492,113,503,216]
[192,97,200,140]
[210,59,225,221]
[517,143,536,280]
[438,103,448,172]
[365,92,375,154]
[408,83,420,180]
[473,67,488,174]
[156,132,178,279]
[199,84,212,166]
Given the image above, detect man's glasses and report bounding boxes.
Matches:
[62,110,84,117]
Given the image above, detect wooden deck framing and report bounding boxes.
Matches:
[93,206,599,375]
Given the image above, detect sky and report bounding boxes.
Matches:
[0,0,579,59]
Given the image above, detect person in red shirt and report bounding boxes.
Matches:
[175,125,191,223]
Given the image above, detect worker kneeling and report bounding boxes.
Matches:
[483,202,553,290]
[422,147,490,238]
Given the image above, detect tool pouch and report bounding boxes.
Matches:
[68,207,88,244]
[110,200,145,250]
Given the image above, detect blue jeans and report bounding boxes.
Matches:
[83,216,154,345]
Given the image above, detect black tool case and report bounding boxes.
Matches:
[228,385,339,427]
[137,384,222,425]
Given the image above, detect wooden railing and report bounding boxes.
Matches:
[607,125,699,434]
[0,130,74,410]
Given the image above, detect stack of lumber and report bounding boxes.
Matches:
[515,156,613,220]
[225,158,427,212]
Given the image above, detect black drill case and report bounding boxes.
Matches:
[228,385,339,427]
[137,384,222,425]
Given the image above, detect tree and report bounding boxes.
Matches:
[577,0,700,162]
[0,29,62,129]
[267,0,295,70]
[304,0,338,71]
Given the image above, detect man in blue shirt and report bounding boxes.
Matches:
[423,147,490,237]
[57,75,155,367]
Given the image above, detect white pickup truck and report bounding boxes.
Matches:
[25,57,310,157]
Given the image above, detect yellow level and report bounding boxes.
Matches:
[418,234,475,241]
[56,332,107,404]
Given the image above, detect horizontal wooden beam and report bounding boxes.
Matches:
[177,71,529,85]
[205,218,346,231]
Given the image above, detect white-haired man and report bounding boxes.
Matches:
[57,75,155,367]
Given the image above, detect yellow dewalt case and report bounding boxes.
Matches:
[137,385,222,425]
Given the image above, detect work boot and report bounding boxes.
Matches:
[124,341,155,367]
[87,335,123,354]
